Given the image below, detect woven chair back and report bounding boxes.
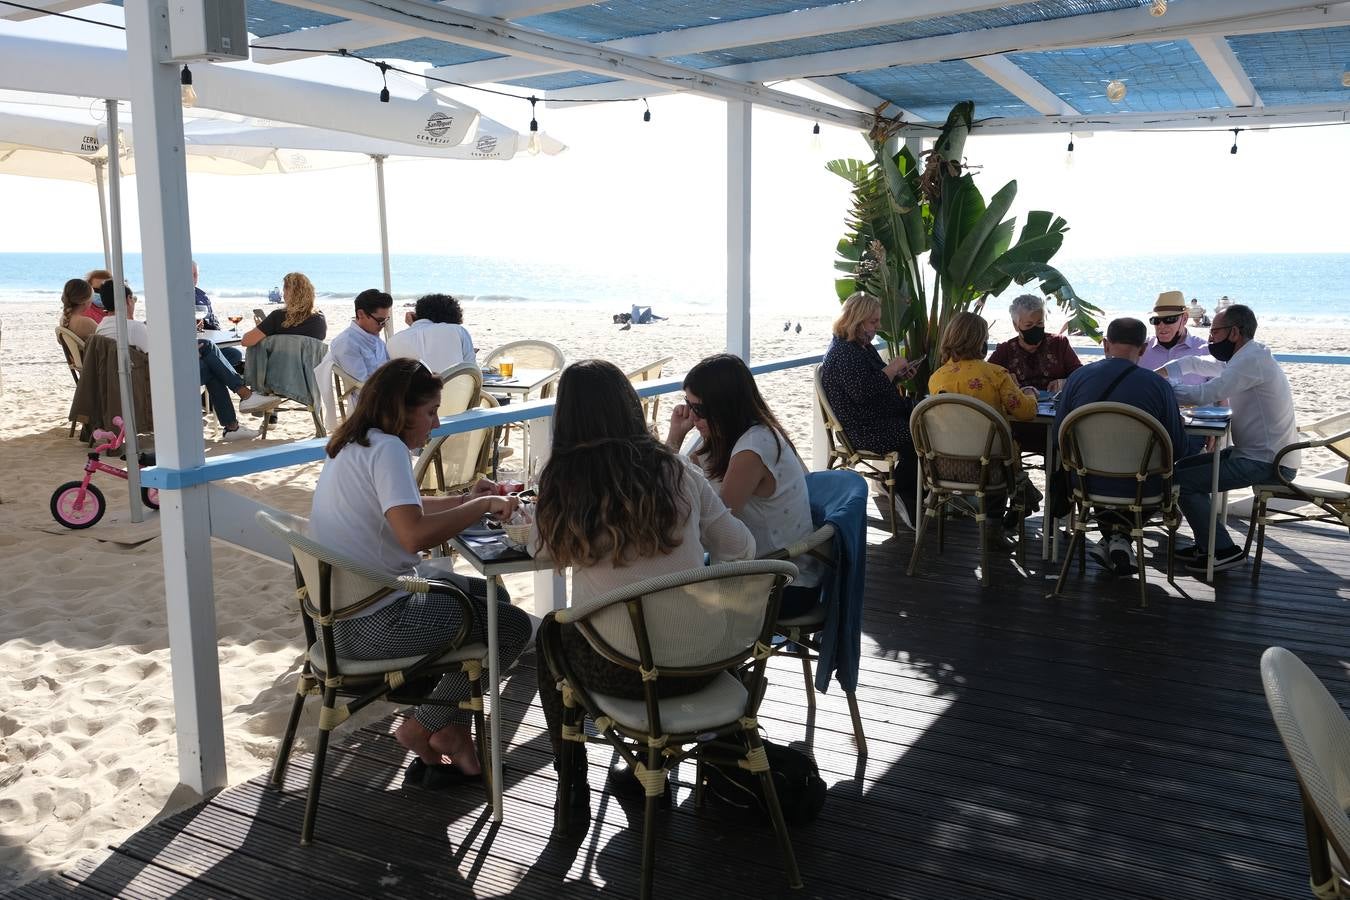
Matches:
[1058,402,1173,483]
[56,326,86,380]
[910,394,1013,490]
[577,561,796,674]
[417,393,498,493]
[483,339,565,371]
[813,367,857,460]
[1260,646,1350,873]
[436,363,482,419]
[627,356,673,425]
[256,509,404,620]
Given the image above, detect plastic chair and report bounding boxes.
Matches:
[256,509,491,845]
[482,340,564,462]
[1244,413,1350,583]
[761,523,867,756]
[331,361,365,421]
[538,560,803,900]
[626,356,673,426]
[1053,402,1180,607]
[1260,646,1350,899]
[414,367,495,495]
[814,367,899,533]
[56,326,87,436]
[907,394,1024,586]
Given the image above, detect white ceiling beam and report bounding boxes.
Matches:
[251,1,591,64]
[284,0,874,129]
[805,75,914,118]
[426,0,1013,85]
[890,102,1348,136]
[0,0,101,21]
[966,55,1077,116]
[1189,35,1262,108]
[707,0,1345,84]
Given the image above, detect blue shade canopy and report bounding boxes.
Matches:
[145,0,1350,131]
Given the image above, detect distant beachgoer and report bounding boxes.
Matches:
[60,278,99,337]
[819,291,920,528]
[329,288,393,384]
[311,357,529,783]
[268,286,282,304]
[240,272,327,347]
[387,293,475,373]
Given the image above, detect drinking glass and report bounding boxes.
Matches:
[227,315,243,334]
[498,356,515,378]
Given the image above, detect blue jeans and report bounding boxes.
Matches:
[1174,448,1294,552]
[198,339,243,428]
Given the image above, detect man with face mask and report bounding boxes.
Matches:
[988,293,1082,459]
[1161,304,1299,574]
[1056,318,1187,577]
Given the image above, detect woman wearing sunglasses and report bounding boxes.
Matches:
[532,359,755,832]
[667,353,823,618]
[311,357,531,787]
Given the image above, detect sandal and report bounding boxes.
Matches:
[406,757,482,789]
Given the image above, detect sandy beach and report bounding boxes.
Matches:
[1,295,1347,889]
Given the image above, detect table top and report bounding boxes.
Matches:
[482,367,559,396]
[1035,402,1231,435]
[200,329,242,347]
[449,534,548,575]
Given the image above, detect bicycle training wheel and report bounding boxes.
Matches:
[141,487,160,510]
[51,481,105,529]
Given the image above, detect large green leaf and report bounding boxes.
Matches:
[931,174,985,282]
[946,179,1017,300]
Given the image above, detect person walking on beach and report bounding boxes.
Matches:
[1161,304,1299,574]
[329,288,393,385]
[311,358,530,784]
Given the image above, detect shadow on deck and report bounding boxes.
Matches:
[9,512,1349,899]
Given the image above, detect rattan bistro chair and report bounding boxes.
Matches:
[56,326,87,436]
[814,367,899,534]
[761,524,867,756]
[256,509,491,845]
[538,560,803,900]
[1053,402,1181,607]
[1261,646,1350,899]
[626,356,674,426]
[908,394,1026,586]
[1243,414,1350,583]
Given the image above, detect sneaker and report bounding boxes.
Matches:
[1186,545,1246,573]
[221,425,260,442]
[1107,533,1136,577]
[1087,538,1112,570]
[238,392,282,414]
[1174,544,1202,563]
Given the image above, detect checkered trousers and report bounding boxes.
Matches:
[333,573,532,731]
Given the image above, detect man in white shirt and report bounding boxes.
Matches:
[1162,304,1299,574]
[329,288,392,385]
[388,293,475,374]
[94,282,150,352]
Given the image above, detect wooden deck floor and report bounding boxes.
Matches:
[8,511,1350,899]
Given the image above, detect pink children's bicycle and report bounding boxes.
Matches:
[50,416,159,529]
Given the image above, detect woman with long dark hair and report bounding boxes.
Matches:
[667,353,823,616]
[533,359,755,827]
[312,358,531,784]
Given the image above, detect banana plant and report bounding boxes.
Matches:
[830,101,1102,394]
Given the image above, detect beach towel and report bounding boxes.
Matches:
[244,334,327,409]
[68,334,154,441]
[805,468,868,693]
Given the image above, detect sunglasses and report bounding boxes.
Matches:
[367,313,390,326]
[1149,314,1183,325]
[686,400,708,419]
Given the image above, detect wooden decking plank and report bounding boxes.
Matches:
[59,848,229,900]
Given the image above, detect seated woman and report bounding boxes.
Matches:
[240,271,327,347]
[533,360,755,829]
[987,293,1081,455]
[818,291,920,527]
[84,269,112,321]
[667,353,822,617]
[59,278,99,340]
[929,311,1040,528]
[312,358,531,783]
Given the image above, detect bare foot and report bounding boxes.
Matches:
[428,724,481,775]
[395,717,443,765]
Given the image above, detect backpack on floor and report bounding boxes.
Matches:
[700,740,826,826]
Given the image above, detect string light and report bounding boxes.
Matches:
[811,121,823,152]
[1064,131,1074,168]
[377,61,390,102]
[1230,128,1240,154]
[643,98,651,123]
[1106,79,1127,102]
[179,65,197,108]
[527,95,541,155]
[1148,0,1167,17]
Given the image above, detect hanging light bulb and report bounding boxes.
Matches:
[810,122,823,152]
[1064,132,1075,168]
[1148,0,1167,17]
[1106,79,1127,102]
[377,62,390,103]
[1230,128,1240,155]
[527,95,541,156]
[642,98,651,123]
[179,65,197,109]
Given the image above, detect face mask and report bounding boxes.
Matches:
[1208,336,1237,362]
[1019,325,1046,345]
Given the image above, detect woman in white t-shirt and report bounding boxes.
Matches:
[667,353,823,617]
[532,359,755,831]
[312,358,531,787]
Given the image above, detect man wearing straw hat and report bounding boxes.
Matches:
[1141,290,1211,458]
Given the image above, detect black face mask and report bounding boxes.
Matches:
[1208,336,1237,362]
[1019,325,1046,346]
[1158,332,1183,349]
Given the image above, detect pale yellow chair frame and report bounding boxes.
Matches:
[814,366,898,533]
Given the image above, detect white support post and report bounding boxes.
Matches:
[104,99,144,524]
[523,412,565,614]
[726,99,751,361]
[810,367,830,472]
[92,157,111,268]
[372,154,394,339]
[124,0,227,795]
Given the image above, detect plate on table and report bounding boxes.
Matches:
[1036,390,1058,403]
[460,519,504,538]
[1189,406,1232,419]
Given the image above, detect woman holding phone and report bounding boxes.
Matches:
[818,291,920,527]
